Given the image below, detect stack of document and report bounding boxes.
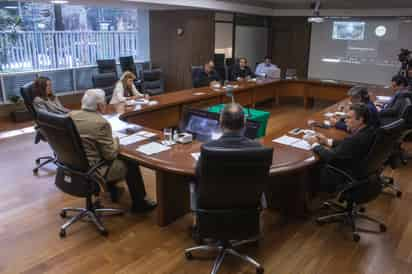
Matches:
[119,133,147,146]
[191,152,200,161]
[272,135,312,151]
[136,142,171,155]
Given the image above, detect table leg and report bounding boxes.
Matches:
[156,170,191,226]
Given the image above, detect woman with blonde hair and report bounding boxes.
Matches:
[110,71,144,104]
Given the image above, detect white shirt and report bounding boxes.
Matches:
[255,63,279,77]
[110,81,143,104]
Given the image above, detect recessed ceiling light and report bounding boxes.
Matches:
[50,0,69,4]
[4,6,18,9]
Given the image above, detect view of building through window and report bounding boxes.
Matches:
[0,1,149,72]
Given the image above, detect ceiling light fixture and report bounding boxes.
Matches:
[50,0,69,4]
[4,6,18,9]
[308,1,324,23]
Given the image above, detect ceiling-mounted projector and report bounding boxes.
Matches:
[308,1,324,23]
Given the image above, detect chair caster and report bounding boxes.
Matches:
[35,159,40,165]
[396,191,402,198]
[359,207,366,213]
[59,229,66,238]
[100,229,109,237]
[185,251,193,260]
[94,200,102,209]
[380,224,387,232]
[33,168,38,175]
[315,219,325,226]
[256,267,264,274]
[60,211,67,218]
[352,233,360,242]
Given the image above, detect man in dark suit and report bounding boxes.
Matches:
[306,103,376,193]
[330,85,380,131]
[231,57,254,80]
[191,103,262,210]
[379,75,411,125]
[193,60,221,88]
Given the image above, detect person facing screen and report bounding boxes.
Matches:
[110,71,144,104]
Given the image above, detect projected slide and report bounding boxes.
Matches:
[332,22,365,41]
[308,18,412,85]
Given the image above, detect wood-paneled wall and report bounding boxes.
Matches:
[150,10,215,92]
[269,17,311,78]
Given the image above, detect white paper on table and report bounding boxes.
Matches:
[126,100,137,106]
[324,112,334,118]
[334,111,346,116]
[135,98,149,105]
[136,142,171,155]
[272,135,301,145]
[136,130,157,138]
[376,96,392,103]
[191,152,200,161]
[148,100,158,106]
[290,140,312,151]
[103,114,131,132]
[119,133,147,146]
[112,131,127,139]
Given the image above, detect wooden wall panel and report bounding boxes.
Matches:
[150,10,215,93]
[269,17,311,79]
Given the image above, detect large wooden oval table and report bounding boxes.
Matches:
[109,79,390,226]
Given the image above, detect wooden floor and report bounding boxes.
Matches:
[1,103,412,274]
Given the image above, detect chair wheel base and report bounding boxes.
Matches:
[35,159,40,165]
[396,191,402,198]
[315,219,325,226]
[60,211,67,218]
[100,229,109,237]
[59,229,66,238]
[380,224,387,232]
[185,252,193,260]
[256,267,264,274]
[353,233,360,242]
[33,169,38,175]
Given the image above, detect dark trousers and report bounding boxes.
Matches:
[125,160,147,206]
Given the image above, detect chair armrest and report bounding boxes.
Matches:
[325,164,366,193]
[87,160,113,178]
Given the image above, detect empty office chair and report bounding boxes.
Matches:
[92,72,117,103]
[36,110,123,237]
[97,59,117,75]
[316,119,405,242]
[185,146,273,274]
[141,68,165,96]
[191,65,203,88]
[119,56,137,76]
[20,82,56,175]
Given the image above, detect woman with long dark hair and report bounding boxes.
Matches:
[32,76,69,114]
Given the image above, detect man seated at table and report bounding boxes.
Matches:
[255,56,280,78]
[190,103,262,211]
[231,57,254,80]
[306,103,376,193]
[70,89,156,212]
[330,85,380,131]
[193,60,221,88]
[379,75,411,124]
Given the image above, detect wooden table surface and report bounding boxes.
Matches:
[109,78,392,226]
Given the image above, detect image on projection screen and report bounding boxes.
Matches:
[308,18,412,85]
[332,22,365,41]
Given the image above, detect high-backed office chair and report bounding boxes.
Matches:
[141,68,165,96]
[380,98,412,197]
[96,59,117,76]
[185,146,273,274]
[36,110,123,238]
[91,72,117,103]
[316,119,405,242]
[119,56,142,90]
[191,66,203,88]
[285,68,297,79]
[20,82,56,175]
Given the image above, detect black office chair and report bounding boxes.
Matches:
[119,56,137,76]
[316,119,405,242]
[92,72,117,103]
[20,82,56,175]
[36,110,123,238]
[96,59,117,76]
[141,68,165,95]
[191,65,203,88]
[380,98,412,197]
[185,146,273,274]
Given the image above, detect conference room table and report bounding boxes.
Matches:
[106,78,391,227]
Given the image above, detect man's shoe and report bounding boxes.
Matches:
[131,199,157,213]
